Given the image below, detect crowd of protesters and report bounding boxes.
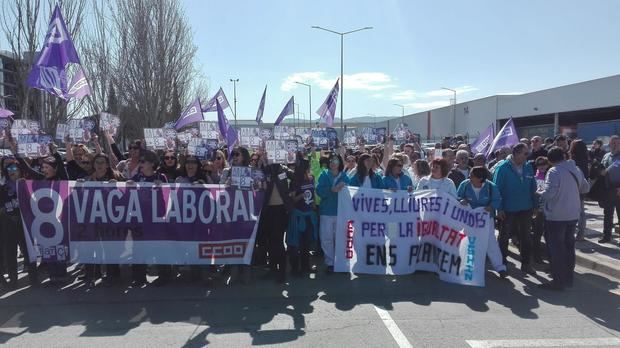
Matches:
[0,128,616,293]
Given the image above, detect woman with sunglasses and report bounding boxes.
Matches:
[383,158,414,191]
[348,153,384,189]
[456,166,506,278]
[0,157,38,288]
[116,140,143,180]
[176,155,207,184]
[82,153,124,287]
[9,137,70,285]
[128,150,169,287]
[220,147,250,184]
[159,150,180,182]
[209,150,228,184]
[316,153,349,273]
[344,155,357,176]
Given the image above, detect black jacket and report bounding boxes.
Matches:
[263,164,294,212]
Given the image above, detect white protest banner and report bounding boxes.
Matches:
[273,125,295,140]
[17,134,52,158]
[265,139,297,164]
[360,127,387,145]
[199,121,219,139]
[0,149,13,157]
[100,112,120,136]
[11,119,40,139]
[230,166,253,190]
[335,187,490,286]
[239,127,263,149]
[144,128,166,150]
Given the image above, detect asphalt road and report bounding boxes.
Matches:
[1,258,619,348]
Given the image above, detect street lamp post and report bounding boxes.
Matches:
[294,103,300,128]
[441,87,457,136]
[230,78,239,128]
[311,25,373,137]
[294,81,312,128]
[394,104,405,123]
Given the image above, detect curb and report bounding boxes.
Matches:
[574,249,620,280]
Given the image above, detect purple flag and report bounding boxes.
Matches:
[316,79,339,127]
[217,99,237,149]
[255,85,267,124]
[202,87,231,112]
[469,123,494,155]
[27,4,90,100]
[65,67,91,99]
[274,96,295,126]
[175,98,204,130]
[486,118,519,157]
[0,107,14,118]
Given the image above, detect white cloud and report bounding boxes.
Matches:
[405,100,451,110]
[424,85,478,97]
[281,71,396,92]
[390,89,416,100]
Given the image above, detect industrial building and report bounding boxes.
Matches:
[391,74,620,143]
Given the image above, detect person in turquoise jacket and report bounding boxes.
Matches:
[457,166,507,277]
[316,153,349,273]
[382,158,413,191]
[492,143,537,274]
[349,153,384,189]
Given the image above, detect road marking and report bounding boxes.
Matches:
[373,305,412,348]
[466,337,620,348]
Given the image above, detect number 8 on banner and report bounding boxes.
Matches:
[29,188,64,247]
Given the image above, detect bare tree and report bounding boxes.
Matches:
[0,0,42,119]
[113,0,199,137]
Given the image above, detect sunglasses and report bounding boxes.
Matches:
[6,165,18,172]
[215,157,223,160]
[395,163,403,167]
[81,161,91,165]
[232,152,240,157]
[164,156,175,160]
[94,160,107,165]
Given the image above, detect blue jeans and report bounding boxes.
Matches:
[544,220,577,288]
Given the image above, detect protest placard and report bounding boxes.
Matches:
[55,123,69,141]
[265,139,297,164]
[11,119,40,139]
[273,125,295,140]
[0,118,11,140]
[199,121,219,139]
[100,112,120,136]
[17,134,53,158]
[187,138,217,159]
[344,130,357,146]
[230,166,253,190]
[239,127,263,149]
[144,128,166,150]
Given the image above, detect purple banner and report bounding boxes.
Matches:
[18,181,264,265]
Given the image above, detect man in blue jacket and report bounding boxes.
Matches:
[493,143,538,274]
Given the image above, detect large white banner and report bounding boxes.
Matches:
[335,187,490,286]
